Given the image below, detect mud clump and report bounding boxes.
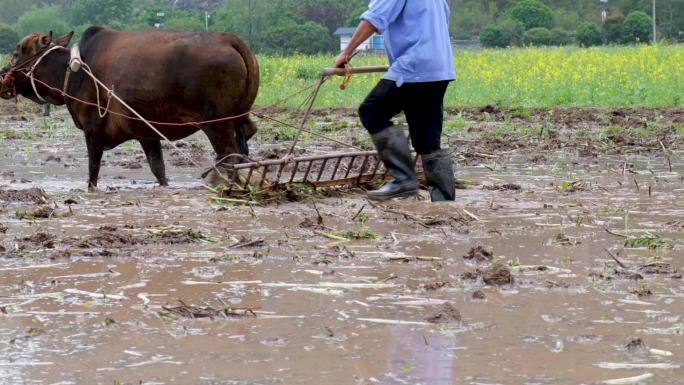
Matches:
[116,160,143,170]
[484,183,522,191]
[422,281,449,291]
[425,303,462,324]
[161,300,256,320]
[463,246,494,263]
[624,338,647,353]
[483,263,514,286]
[23,233,56,248]
[78,226,216,249]
[639,262,680,278]
[0,188,49,204]
[630,284,653,297]
[79,229,142,249]
[259,146,305,160]
[16,206,56,220]
[553,233,579,246]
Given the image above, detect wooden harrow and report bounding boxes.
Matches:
[224,66,397,192]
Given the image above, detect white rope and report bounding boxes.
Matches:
[80,62,113,118]
[28,44,62,103]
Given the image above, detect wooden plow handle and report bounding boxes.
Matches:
[320,66,389,77]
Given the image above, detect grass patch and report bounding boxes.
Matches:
[675,125,684,135]
[444,112,468,135]
[341,228,378,240]
[625,233,671,250]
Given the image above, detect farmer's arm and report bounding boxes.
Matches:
[334,21,377,68]
[334,0,406,68]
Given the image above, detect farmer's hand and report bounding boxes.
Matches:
[334,52,349,69]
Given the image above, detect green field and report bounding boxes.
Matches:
[257,45,684,108]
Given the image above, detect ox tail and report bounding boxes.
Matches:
[228,34,259,156]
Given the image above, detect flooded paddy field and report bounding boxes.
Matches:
[1,103,683,385]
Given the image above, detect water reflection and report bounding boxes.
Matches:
[381,326,457,385]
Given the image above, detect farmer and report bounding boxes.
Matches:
[335,0,456,202]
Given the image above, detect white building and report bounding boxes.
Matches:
[333,27,385,52]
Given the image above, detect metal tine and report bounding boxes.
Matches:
[356,155,370,184]
[344,156,358,179]
[369,155,381,179]
[289,161,300,183]
[302,160,314,183]
[259,165,269,189]
[243,166,255,190]
[330,156,344,180]
[274,163,286,187]
[316,158,329,181]
[226,166,238,195]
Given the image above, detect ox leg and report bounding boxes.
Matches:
[140,139,168,186]
[85,134,104,191]
[202,125,241,185]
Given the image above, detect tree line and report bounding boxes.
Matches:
[0,0,682,54]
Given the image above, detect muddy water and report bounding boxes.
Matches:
[1,108,683,385]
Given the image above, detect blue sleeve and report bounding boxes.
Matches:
[361,0,407,34]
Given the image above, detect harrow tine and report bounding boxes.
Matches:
[316,159,329,181]
[289,161,300,183]
[227,166,238,195]
[331,157,343,180]
[275,163,286,186]
[356,155,370,185]
[244,166,255,190]
[369,155,381,179]
[344,156,357,179]
[302,160,314,183]
[259,165,268,188]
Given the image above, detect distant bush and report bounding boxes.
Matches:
[165,12,205,32]
[14,6,69,38]
[0,23,18,54]
[509,0,554,30]
[261,21,333,55]
[69,0,133,28]
[498,18,526,46]
[549,27,572,45]
[603,16,624,44]
[480,24,507,48]
[623,11,652,44]
[481,19,525,48]
[576,21,602,47]
[524,27,552,46]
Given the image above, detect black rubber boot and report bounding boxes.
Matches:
[422,149,456,202]
[367,125,419,201]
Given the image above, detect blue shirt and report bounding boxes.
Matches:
[362,0,456,86]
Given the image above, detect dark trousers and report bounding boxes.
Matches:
[359,79,450,155]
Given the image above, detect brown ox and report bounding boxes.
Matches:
[0,27,259,189]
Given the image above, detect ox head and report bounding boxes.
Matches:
[0,31,74,101]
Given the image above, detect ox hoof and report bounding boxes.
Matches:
[203,167,233,187]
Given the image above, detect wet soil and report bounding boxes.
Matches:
[0,105,683,385]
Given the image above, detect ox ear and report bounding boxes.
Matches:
[39,32,53,48]
[54,31,74,48]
